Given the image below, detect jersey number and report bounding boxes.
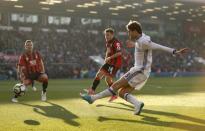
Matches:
[108,66,113,74]
[116,43,121,50]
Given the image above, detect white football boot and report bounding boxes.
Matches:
[12,98,18,103]
[134,102,144,115]
[41,91,47,101]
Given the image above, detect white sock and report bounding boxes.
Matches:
[124,93,141,108]
[91,87,115,101]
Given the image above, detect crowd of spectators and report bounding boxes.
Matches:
[0,26,204,79]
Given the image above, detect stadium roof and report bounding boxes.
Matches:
[0,0,204,22]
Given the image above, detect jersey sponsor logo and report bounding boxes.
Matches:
[116,42,121,50]
[29,60,37,65]
[108,66,114,73]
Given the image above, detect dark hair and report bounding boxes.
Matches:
[24,40,33,47]
[126,20,142,34]
[25,40,32,44]
[104,28,114,34]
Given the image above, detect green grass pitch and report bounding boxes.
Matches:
[0,77,205,131]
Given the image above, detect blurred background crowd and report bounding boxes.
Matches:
[0,0,205,80]
[0,26,204,79]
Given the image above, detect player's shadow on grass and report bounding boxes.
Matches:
[96,102,205,131]
[24,120,40,126]
[20,101,80,127]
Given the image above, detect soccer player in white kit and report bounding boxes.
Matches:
[81,20,189,115]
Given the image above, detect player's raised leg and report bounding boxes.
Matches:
[81,76,128,104]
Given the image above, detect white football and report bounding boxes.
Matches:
[13,83,26,96]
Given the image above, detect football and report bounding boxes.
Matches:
[13,83,26,96]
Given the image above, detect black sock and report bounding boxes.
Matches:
[14,94,19,98]
[32,81,34,87]
[91,78,100,91]
[42,82,48,93]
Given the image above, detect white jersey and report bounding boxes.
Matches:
[134,33,175,75]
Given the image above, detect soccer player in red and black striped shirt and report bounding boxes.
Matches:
[85,28,122,102]
[12,40,48,102]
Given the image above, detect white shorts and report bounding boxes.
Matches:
[123,67,149,90]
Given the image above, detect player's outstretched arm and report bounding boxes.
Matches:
[174,48,189,55]
[145,41,189,55]
[145,41,175,53]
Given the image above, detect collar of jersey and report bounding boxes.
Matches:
[136,34,142,41]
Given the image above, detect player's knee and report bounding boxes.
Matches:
[45,75,48,81]
[43,76,48,83]
[42,75,48,84]
[43,73,48,78]
[39,75,48,83]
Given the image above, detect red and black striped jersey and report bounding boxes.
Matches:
[18,51,43,76]
[106,38,122,68]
